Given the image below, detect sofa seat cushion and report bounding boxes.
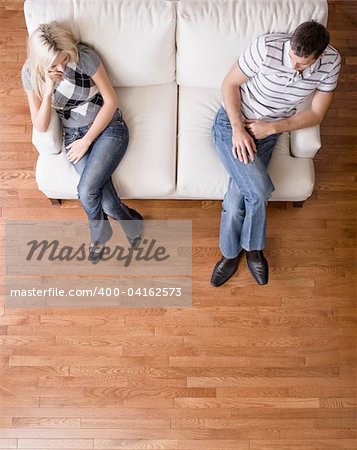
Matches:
[176,87,315,201]
[36,83,177,199]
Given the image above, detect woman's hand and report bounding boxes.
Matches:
[44,69,63,97]
[232,126,257,164]
[66,137,92,164]
[245,120,275,140]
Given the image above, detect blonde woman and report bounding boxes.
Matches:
[21,22,143,263]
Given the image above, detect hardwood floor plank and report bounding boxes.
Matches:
[0,439,17,449]
[174,397,320,409]
[176,440,248,449]
[250,440,356,450]
[171,417,356,430]
[17,438,93,449]
[80,418,170,429]
[279,429,357,439]
[93,439,178,449]
[12,417,80,428]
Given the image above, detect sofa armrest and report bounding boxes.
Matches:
[32,109,63,155]
[289,91,322,158]
[290,125,321,158]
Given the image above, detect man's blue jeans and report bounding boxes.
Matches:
[64,110,142,245]
[211,106,279,258]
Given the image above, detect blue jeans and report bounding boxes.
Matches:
[64,109,142,245]
[211,106,279,258]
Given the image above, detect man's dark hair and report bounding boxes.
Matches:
[290,20,330,59]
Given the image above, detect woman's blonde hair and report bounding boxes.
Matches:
[25,21,79,100]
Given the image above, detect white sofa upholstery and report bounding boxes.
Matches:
[24,0,328,202]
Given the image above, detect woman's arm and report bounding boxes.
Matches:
[24,68,63,132]
[25,90,52,132]
[82,62,118,143]
[66,62,118,164]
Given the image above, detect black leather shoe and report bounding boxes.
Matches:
[246,250,269,285]
[210,253,241,287]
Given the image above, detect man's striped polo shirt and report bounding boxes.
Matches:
[237,33,341,121]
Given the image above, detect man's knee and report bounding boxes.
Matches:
[237,161,274,205]
[222,199,245,219]
[246,182,274,206]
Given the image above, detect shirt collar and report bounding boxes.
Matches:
[283,40,292,68]
[282,39,319,80]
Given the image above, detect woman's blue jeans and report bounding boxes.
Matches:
[64,110,142,245]
[211,106,279,258]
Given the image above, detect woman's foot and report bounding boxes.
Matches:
[88,242,105,264]
[125,207,144,248]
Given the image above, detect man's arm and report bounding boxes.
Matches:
[222,63,257,164]
[246,90,334,139]
[274,90,334,133]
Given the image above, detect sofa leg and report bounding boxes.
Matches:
[49,198,62,206]
[293,201,305,208]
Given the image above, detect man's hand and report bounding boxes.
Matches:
[232,126,256,164]
[66,137,91,164]
[245,120,275,140]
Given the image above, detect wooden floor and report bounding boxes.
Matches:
[0,1,356,449]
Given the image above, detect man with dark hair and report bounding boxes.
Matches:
[291,20,330,58]
[211,20,341,287]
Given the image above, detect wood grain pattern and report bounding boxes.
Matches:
[0,1,355,449]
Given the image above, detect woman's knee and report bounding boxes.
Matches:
[101,199,117,218]
[77,181,101,208]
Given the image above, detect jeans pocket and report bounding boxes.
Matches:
[217,113,232,130]
[64,131,79,149]
[112,118,125,127]
[212,125,221,146]
[105,119,129,141]
[110,109,125,125]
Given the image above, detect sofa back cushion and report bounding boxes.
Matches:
[176,0,328,88]
[24,0,176,87]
